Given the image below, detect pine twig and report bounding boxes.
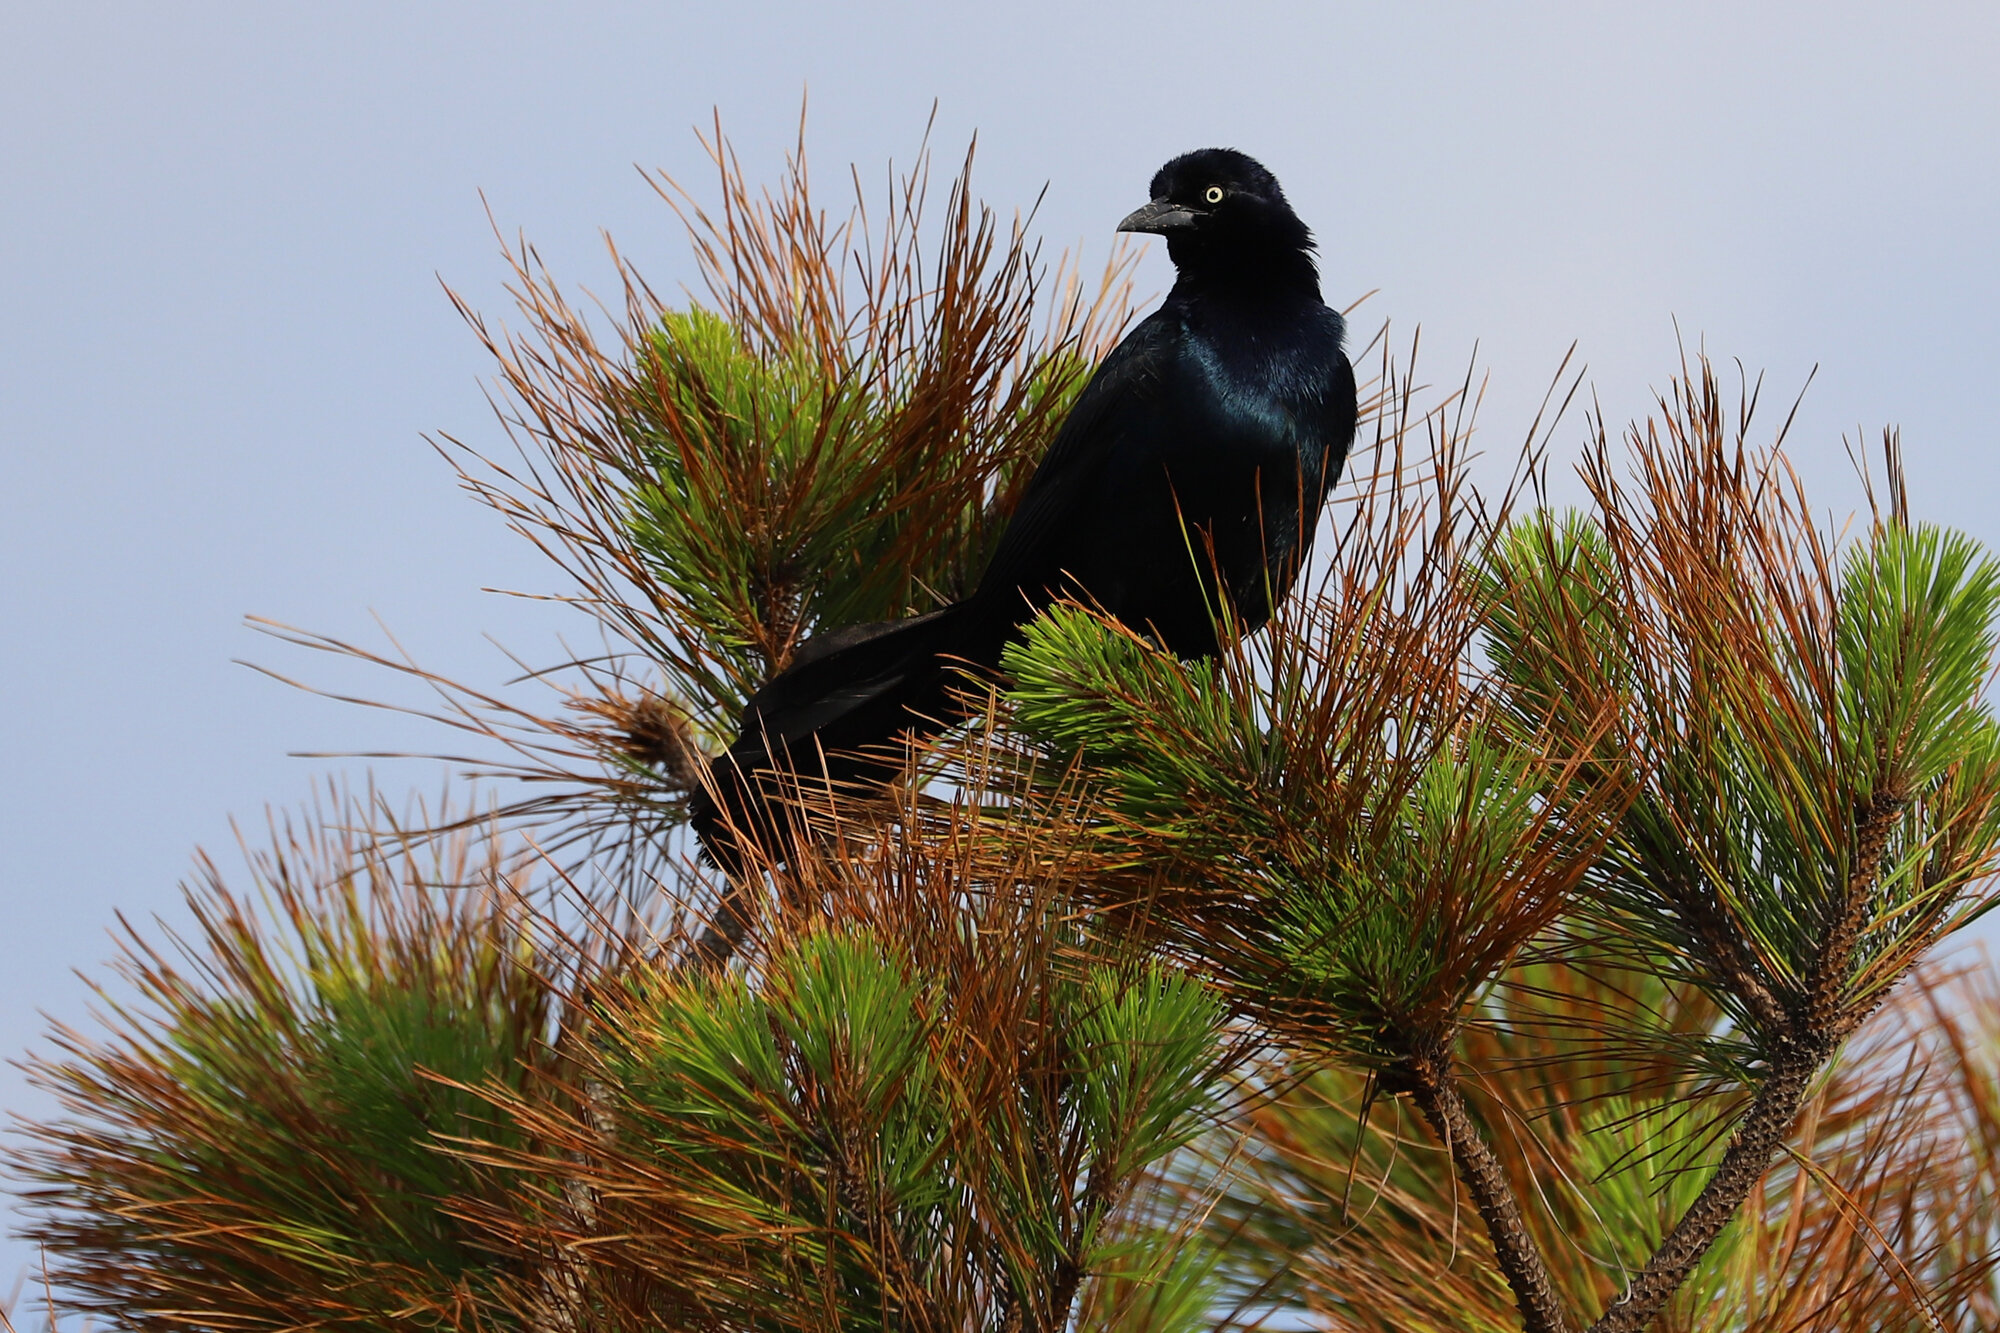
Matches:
[1404,1040,1578,1333]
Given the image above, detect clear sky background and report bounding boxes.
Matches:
[4,0,1998,1293]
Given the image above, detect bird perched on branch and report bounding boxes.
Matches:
[691,148,1358,874]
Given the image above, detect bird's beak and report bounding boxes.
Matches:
[1116,198,1201,234]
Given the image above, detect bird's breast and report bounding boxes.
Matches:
[1172,322,1332,467]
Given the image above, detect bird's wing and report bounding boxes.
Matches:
[971,312,1179,604]
[1319,347,1359,491]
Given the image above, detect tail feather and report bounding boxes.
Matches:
[690,604,971,873]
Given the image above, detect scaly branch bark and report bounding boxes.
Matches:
[1404,1041,1578,1333]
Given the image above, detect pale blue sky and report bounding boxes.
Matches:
[5,0,1999,1293]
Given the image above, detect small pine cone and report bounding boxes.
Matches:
[614,692,706,791]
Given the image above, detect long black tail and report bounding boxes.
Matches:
[689,603,974,875]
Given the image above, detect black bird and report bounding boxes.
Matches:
[691,148,1358,872]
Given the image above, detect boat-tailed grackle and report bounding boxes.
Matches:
[692,148,1359,873]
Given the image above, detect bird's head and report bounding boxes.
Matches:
[1117,148,1316,284]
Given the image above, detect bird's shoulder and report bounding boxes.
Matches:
[1013,309,1185,480]
[1069,307,1186,407]
[963,314,1182,606]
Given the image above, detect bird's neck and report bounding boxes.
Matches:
[1166,245,1322,305]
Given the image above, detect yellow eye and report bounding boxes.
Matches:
[1204,185,1225,204]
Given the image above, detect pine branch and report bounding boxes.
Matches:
[1403,1040,1578,1333]
[1586,1036,1819,1333]
[1588,792,1911,1332]
[1657,858,1789,1039]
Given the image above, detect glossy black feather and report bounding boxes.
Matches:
[693,149,1358,871]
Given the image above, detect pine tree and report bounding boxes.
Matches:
[12,124,2000,1333]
